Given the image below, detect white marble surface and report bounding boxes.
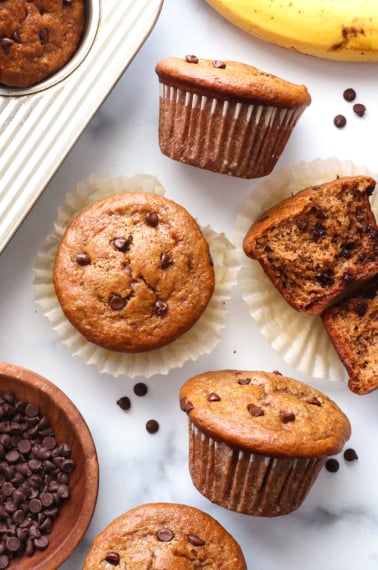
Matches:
[1,0,378,568]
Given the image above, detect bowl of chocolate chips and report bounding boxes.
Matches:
[0,362,99,569]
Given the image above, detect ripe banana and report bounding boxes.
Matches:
[203,0,378,62]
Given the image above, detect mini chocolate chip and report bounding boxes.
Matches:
[180,397,194,413]
[247,403,265,417]
[188,534,206,546]
[109,294,126,311]
[343,88,356,102]
[12,31,21,43]
[34,536,49,550]
[343,272,354,283]
[146,419,159,434]
[145,211,159,227]
[134,383,148,397]
[273,370,283,375]
[185,54,198,64]
[152,300,168,316]
[212,60,226,68]
[207,392,221,402]
[237,378,251,385]
[160,252,173,269]
[112,237,131,252]
[344,448,358,462]
[76,252,91,266]
[280,410,296,423]
[39,28,49,44]
[313,223,327,240]
[307,397,322,407]
[157,528,174,542]
[334,114,346,128]
[0,37,13,54]
[117,397,131,411]
[325,458,340,472]
[353,103,366,117]
[316,269,334,287]
[105,552,120,566]
[353,299,368,317]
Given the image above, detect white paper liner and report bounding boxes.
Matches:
[33,173,240,378]
[234,157,378,382]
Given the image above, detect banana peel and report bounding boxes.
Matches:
[204,0,378,62]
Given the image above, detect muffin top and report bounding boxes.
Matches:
[82,502,247,569]
[0,0,85,88]
[179,370,351,457]
[155,55,311,108]
[53,192,215,352]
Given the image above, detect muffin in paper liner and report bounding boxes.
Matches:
[188,424,325,517]
[234,157,378,382]
[33,173,239,378]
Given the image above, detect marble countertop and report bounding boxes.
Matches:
[1,0,378,568]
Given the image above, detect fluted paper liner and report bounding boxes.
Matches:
[234,157,378,382]
[189,423,326,517]
[158,83,305,178]
[33,173,239,378]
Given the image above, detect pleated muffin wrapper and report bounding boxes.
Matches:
[158,83,305,179]
[33,173,240,378]
[189,422,326,517]
[234,157,378,382]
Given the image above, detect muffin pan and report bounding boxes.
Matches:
[0,0,164,254]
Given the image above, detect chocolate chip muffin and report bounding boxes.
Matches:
[82,502,247,569]
[179,370,351,517]
[53,192,215,353]
[243,175,378,313]
[0,0,85,88]
[155,55,311,178]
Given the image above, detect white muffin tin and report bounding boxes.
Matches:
[0,0,164,253]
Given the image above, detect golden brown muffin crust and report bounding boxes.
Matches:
[156,56,311,108]
[179,370,351,457]
[82,503,247,569]
[53,192,215,353]
[0,0,85,88]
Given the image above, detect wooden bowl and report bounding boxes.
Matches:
[0,362,99,569]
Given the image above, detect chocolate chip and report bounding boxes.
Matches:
[212,60,226,68]
[237,378,251,385]
[117,397,131,411]
[152,300,168,316]
[188,534,206,546]
[353,103,366,117]
[109,294,126,311]
[157,528,174,542]
[313,223,327,240]
[353,299,368,317]
[39,28,49,45]
[160,252,173,269]
[0,556,9,570]
[12,31,21,43]
[112,237,131,252]
[247,403,265,417]
[343,88,356,102]
[0,37,13,54]
[334,114,346,128]
[180,397,194,413]
[134,383,148,397]
[145,211,159,227]
[325,458,340,472]
[306,397,322,407]
[207,392,221,402]
[280,410,296,423]
[273,370,283,375]
[146,419,159,434]
[316,269,334,287]
[185,54,198,64]
[344,448,358,462]
[76,252,91,266]
[105,552,120,566]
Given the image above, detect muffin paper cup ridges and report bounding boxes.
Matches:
[33,173,240,378]
[189,423,326,517]
[158,84,305,178]
[234,157,378,382]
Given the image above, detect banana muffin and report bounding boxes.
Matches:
[53,192,215,353]
[155,55,311,178]
[243,175,378,313]
[0,0,85,88]
[82,502,247,569]
[179,369,351,517]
